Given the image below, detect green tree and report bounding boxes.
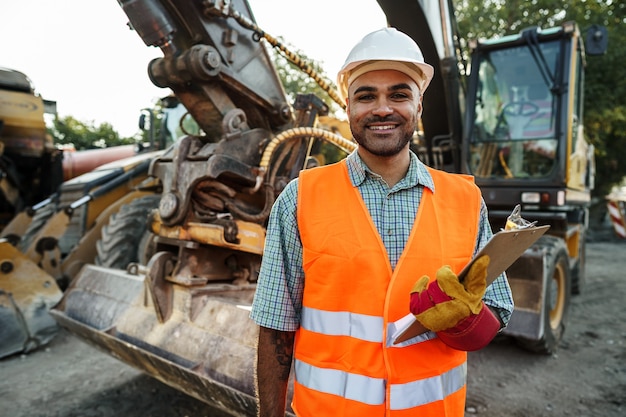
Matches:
[269,39,348,164]
[573,1,626,197]
[456,0,626,197]
[269,37,343,116]
[48,115,137,150]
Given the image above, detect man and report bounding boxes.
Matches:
[250,27,514,417]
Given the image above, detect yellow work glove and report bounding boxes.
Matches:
[409,255,490,332]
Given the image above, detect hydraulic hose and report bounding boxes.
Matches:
[219,127,356,223]
[259,127,356,171]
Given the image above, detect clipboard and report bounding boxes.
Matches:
[392,224,550,345]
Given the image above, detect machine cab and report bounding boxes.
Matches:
[464,23,595,209]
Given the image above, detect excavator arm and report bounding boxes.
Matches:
[119,0,293,137]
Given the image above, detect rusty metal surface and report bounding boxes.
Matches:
[51,264,269,416]
[0,241,63,357]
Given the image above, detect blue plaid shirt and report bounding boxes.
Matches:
[250,151,514,331]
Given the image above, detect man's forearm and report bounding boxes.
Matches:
[256,326,295,417]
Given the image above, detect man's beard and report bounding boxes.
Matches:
[351,115,414,157]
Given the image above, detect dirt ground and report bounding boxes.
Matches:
[1,212,625,417]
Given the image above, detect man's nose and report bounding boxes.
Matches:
[371,99,394,116]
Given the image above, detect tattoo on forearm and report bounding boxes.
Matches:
[256,328,295,416]
[271,331,294,381]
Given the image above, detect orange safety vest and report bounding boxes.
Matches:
[294,160,481,417]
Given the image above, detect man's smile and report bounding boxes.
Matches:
[368,124,398,131]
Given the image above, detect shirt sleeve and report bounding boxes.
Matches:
[250,179,304,331]
[475,199,515,326]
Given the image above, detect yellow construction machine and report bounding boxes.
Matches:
[0,67,152,357]
[0,151,162,357]
[0,93,188,357]
[0,67,61,229]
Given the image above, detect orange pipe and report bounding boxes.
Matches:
[62,145,136,181]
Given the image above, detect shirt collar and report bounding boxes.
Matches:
[345,150,435,192]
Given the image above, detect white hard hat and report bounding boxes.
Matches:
[337,27,434,101]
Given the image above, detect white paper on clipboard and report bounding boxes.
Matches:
[392,224,550,345]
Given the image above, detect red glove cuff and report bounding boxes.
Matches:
[436,302,501,351]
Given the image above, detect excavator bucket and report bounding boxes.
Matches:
[50,261,264,416]
[0,241,63,357]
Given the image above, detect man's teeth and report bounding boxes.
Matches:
[369,125,395,130]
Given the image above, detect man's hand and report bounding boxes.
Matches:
[410,255,489,331]
[409,256,500,351]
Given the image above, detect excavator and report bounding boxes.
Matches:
[45,0,605,415]
[0,92,199,358]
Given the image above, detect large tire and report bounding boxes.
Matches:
[95,195,160,269]
[518,236,571,354]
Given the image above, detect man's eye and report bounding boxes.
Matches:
[391,92,409,100]
[356,94,375,101]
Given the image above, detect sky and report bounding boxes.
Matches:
[1,0,386,137]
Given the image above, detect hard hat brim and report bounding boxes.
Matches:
[338,60,434,102]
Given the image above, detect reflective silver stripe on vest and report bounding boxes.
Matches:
[295,359,386,405]
[301,306,383,343]
[302,307,438,347]
[295,360,466,409]
[390,362,467,410]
